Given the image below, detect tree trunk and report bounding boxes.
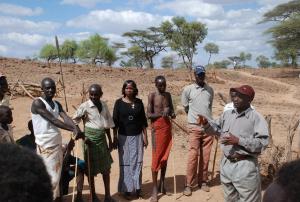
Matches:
[291,54,297,68]
[208,53,211,65]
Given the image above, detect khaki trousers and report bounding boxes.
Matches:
[186,124,213,187]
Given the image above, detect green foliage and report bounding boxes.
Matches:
[239,52,252,67]
[256,55,272,68]
[204,43,219,65]
[213,60,231,69]
[160,16,207,70]
[228,56,241,69]
[261,0,300,67]
[61,40,78,63]
[76,34,117,66]
[123,27,166,68]
[161,55,174,69]
[39,44,57,66]
[121,46,146,68]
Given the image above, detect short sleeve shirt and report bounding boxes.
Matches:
[181,83,214,123]
[73,99,115,129]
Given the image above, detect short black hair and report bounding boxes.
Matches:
[41,77,55,88]
[0,144,53,202]
[89,84,103,97]
[122,80,138,97]
[155,75,166,83]
[277,159,300,202]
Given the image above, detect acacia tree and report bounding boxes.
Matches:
[256,55,271,68]
[61,40,78,63]
[204,43,219,65]
[261,0,300,67]
[160,17,207,70]
[228,56,241,69]
[121,46,146,68]
[76,34,117,66]
[39,44,58,67]
[239,52,252,67]
[123,27,166,69]
[161,55,174,69]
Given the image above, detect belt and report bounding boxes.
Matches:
[226,154,252,163]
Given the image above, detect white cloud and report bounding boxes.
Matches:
[0,45,8,54]
[256,0,288,6]
[0,3,43,16]
[66,9,172,34]
[0,33,51,46]
[0,16,60,34]
[61,0,110,8]
[157,0,224,18]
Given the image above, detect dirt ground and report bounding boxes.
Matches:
[1,57,300,202]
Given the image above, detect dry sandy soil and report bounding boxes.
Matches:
[1,57,300,202]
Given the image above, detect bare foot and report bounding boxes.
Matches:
[150,188,158,202]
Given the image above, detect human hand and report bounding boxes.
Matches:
[108,140,114,152]
[143,135,148,148]
[221,133,239,145]
[74,131,85,140]
[112,136,118,149]
[84,138,92,145]
[162,107,170,117]
[197,115,208,125]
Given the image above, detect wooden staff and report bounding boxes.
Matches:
[55,36,68,112]
[171,126,177,201]
[171,119,189,135]
[87,144,93,202]
[210,137,218,181]
[71,139,79,202]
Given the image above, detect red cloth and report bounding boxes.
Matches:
[151,117,172,172]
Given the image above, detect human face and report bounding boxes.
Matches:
[230,91,237,102]
[1,108,13,124]
[231,91,250,112]
[42,80,56,99]
[194,72,205,86]
[155,79,166,93]
[125,83,135,98]
[89,87,101,104]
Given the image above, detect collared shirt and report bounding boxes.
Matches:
[206,107,269,158]
[0,125,14,143]
[181,83,214,123]
[0,94,9,106]
[73,99,115,129]
[223,102,255,112]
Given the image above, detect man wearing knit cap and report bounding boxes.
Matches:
[200,85,269,202]
[181,65,214,195]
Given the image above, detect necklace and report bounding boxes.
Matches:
[131,103,135,109]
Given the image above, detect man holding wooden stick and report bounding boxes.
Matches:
[31,77,84,202]
[147,75,176,202]
[181,65,214,195]
[200,85,269,202]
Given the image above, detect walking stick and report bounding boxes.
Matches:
[171,125,177,201]
[55,35,68,112]
[171,119,189,135]
[87,143,93,202]
[210,137,218,181]
[71,139,79,202]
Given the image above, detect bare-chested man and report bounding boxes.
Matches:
[31,77,83,202]
[147,75,175,202]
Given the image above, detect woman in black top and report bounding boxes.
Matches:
[113,80,148,199]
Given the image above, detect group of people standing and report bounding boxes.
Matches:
[0,65,274,202]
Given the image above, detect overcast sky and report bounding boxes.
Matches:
[0,0,289,67]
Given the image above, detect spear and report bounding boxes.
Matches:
[55,35,68,112]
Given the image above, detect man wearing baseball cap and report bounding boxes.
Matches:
[181,65,214,195]
[0,73,9,107]
[200,84,269,202]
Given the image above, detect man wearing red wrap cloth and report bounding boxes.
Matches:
[147,75,176,202]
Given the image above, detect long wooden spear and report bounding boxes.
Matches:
[55,36,68,112]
